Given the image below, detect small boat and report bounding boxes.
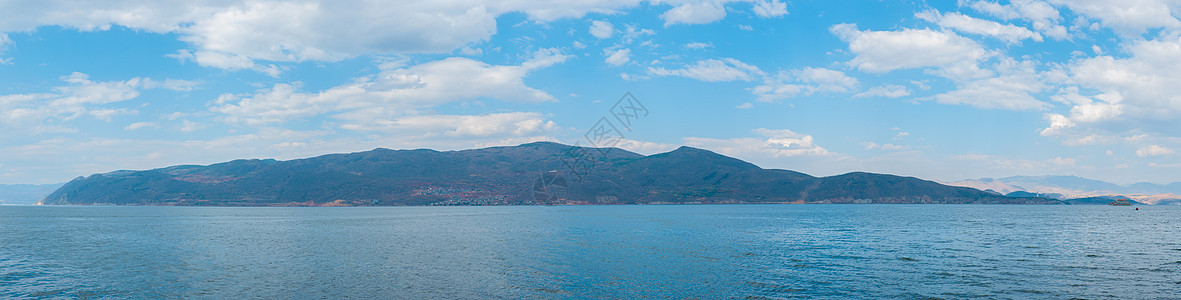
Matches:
[1108,198,1132,206]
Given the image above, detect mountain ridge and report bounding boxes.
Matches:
[42,142,1056,206]
[946,175,1181,205]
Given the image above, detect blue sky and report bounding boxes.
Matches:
[1,0,1180,185]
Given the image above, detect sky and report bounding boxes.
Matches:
[1,0,1180,185]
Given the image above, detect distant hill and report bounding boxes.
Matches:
[1061,196,1147,206]
[947,175,1181,205]
[41,142,1055,206]
[0,183,65,205]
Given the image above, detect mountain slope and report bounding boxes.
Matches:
[41,142,1052,206]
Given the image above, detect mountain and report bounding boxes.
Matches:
[947,175,1181,205]
[0,183,65,205]
[1061,196,1147,206]
[41,142,1054,206]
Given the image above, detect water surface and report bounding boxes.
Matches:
[1,205,1177,298]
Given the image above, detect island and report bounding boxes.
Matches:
[40,142,1057,206]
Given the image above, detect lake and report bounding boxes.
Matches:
[1,205,1177,299]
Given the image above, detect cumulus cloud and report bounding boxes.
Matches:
[589,20,615,39]
[684,42,713,49]
[648,58,764,82]
[141,78,201,92]
[660,2,728,26]
[653,0,789,26]
[916,10,1042,43]
[173,2,501,72]
[125,122,159,131]
[928,77,1048,110]
[966,0,1068,39]
[683,128,832,158]
[613,138,679,155]
[855,84,910,98]
[1047,0,1181,36]
[830,23,993,77]
[751,0,788,18]
[925,57,1051,111]
[351,112,559,137]
[1043,34,1181,137]
[212,48,570,126]
[604,48,631,66]
[0,72,196,132]
[0,1,650,74]
[1040,113,1075,136]
[752,67,859,102]
[0,33,11,64]
[863,142,905,151]
[1137,145,1175,157]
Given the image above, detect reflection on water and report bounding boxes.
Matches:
[1,205,1178,298]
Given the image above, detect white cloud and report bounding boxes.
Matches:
[589,20,615,39]
[660,2,728,26]
[864,142,905,151]
[916,10,1042,43]
[0,1,650,74]
[648,58,763,82]
[752,67,859,102]
[967,0,1068,39]
[929,77,1048,110]
[353,112,559,136]
[830,23,993,77]
[141,78,201,91]
[0,72,196,131]
[173,2,502,73]
[735,102,754,109]
[1048,156,1076,167]
[620,24,656,44]
[1040,113,1075,136]
[855,84,910,98]
[752,0,788,18]
[1137,145,1175,157]
[212,48,570,126]
[604,48,631,66]
[1062,134,1116,146]
[652,0,791,26]
[1048,0,1181,36]
[1044,34,1181,137]
[613,138,679,155]
[179,119,207,132]
[0,33,11,63]
[684,128,832,158]
[125,122,159,131]
[684,42,713,49]
[459,47,483,56]
[927,58,1051,111]
[1069,102,1122,123]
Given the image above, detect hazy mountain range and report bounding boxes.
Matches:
[40,142,1051,206]
[946,176,1181,205]
[0,183,65,205]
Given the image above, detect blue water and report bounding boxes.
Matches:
[1,205,1177,299]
